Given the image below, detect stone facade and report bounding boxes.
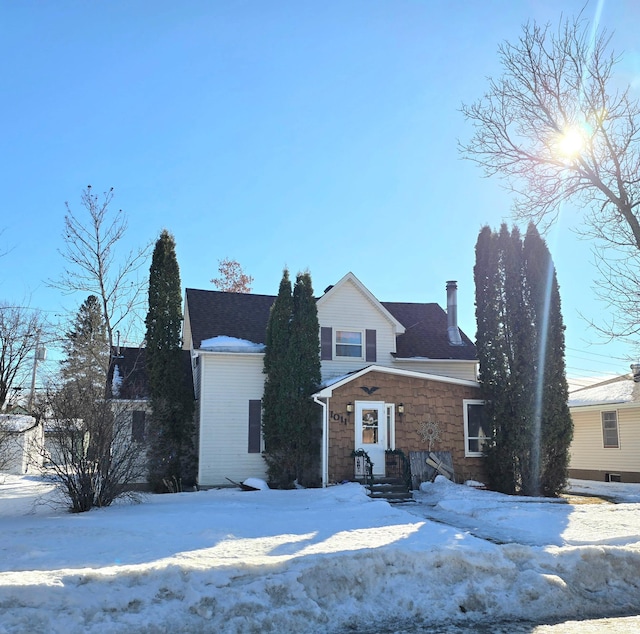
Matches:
[327,372,485,485]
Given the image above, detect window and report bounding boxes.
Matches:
[602,411,619,448]
[335,330,363,358]
[321,327,376,361]
[131,410,146,443]
[463,400,487,457]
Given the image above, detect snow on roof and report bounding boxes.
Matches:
[568,374,640,407]
[0,414,37,433]
[199,335,265,353]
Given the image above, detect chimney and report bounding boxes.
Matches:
[446,281,463,346]
[631,363,640,382]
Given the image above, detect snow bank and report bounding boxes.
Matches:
[1,476,639,633]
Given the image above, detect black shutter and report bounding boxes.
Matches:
[321,327,333,360]
[248,400,262,453]
[365,329,377,362]
[132,410,146,442]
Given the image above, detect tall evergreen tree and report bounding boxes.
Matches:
[262,270,295,487]
[262,269,321,488]
[475,223,572,496]
[145,230,196,491]
[523,225,573,496]
[288,272,322,486]
[61,295,110,394]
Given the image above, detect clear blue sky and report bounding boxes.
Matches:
[2,0,639,384]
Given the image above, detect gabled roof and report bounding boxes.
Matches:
[569,373,640,408]
[383,302,476,361]
[184,279,476,361]
[185,289,275,350]
[314,365,479,397]
[317,272,405,334]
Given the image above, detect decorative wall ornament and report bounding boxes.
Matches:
[360,386,379,395]
[418,419,442,451]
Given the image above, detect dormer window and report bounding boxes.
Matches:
[335,330,363,358]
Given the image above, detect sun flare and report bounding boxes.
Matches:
[555,126,586,159]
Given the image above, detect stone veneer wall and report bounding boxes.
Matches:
[327,372,486,485]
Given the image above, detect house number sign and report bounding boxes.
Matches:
[330,410,348,425]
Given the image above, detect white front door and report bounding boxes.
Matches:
[355,401,386,476]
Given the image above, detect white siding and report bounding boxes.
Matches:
[392,359,478,382]
[198,352,267,486]
[318,278,398,380]
[570,406,640,472]
[182,300,193,350]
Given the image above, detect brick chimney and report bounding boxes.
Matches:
[446,280,464,346]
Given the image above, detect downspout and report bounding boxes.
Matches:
[313,395,328,487]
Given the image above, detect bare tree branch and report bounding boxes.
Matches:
[460,14,640,341]
[49,186,151,354]
[0,303,49,411]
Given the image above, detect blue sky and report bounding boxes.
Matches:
[2,0,640,384]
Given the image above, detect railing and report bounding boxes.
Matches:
[385,449,412,489]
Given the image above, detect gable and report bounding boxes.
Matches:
[315,364,479,397]
[317,273,404,333]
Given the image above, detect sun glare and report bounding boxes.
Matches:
[555,126,586,160]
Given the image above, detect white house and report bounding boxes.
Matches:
[568,366,640,483]
[0,414,44,475]
[183,272,484,487]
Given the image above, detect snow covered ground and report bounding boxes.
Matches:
[1,475,639,633]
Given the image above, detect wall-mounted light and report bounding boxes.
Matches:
[397,403,404,416]
[346,402,353,414]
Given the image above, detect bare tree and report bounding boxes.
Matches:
[39,383,146,512]
[50,186,150,357]
[460,15,640,339]
[0,303,48,411]
[211,257,253,293]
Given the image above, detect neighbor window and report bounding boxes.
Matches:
[464,400,487,457]
[335,330,363,358]
[602,411,619,448]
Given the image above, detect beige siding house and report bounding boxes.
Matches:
[184,272,483,488]
[568,369,640,483]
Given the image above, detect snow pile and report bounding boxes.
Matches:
[199,335,265,352]
[0,475,639,633]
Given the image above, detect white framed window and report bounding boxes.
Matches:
[385,403,395,450]
[334,329,364,359]
[463,399,487,457]
[602,411,619,449]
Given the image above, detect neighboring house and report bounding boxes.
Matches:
[108,346,153,445]
[0,414,44,474]
[568,365,640,483]
[183,272,485,487]
[106,346,195,484]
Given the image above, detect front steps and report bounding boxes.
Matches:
[365,477,413,503]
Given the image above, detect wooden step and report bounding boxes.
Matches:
[368,479,413,503]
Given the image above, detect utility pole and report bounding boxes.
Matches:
[27,331,46,413]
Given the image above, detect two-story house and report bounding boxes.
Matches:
[183,272,485,487]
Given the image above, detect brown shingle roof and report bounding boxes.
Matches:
[382,302,476,360]
[185,288,276,349]
[185,288,476,361]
